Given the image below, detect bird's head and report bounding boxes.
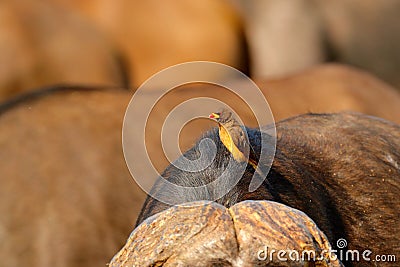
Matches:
[209,112,220,120]
[209,109,233,124]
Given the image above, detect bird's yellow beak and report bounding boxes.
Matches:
[209,112,220,119]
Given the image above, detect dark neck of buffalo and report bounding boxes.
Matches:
[137,113,400,267]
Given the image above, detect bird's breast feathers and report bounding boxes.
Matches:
[218,125,247,162]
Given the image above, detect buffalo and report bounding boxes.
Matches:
[0,0,127,102]
[0,87,145,267]
[112,112,399,266]
[45,0,248,87]
[1,65,399,266]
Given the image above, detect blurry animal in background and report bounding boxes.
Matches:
[128,64,400,172]
[257,64,400,124]
[48,0,249,87]
[0,87,145,267]
[0,64,399,266]
[233,0,400,88]
[232,0,325,80]
[0,0,127,102]
[4,0,400,97]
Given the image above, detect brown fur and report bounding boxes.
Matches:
[0,64,399,266]
[138,113,400,266]
[0,88,145,267]
[141,64,400,171]
[47,0,249,87]
[0,0,127,102]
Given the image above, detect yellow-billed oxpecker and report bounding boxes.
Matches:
[209,109,265,178]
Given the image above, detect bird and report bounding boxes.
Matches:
[209,109,265,178]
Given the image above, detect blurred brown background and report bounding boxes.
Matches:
[1,0,400,101]
[0,1,399,267]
